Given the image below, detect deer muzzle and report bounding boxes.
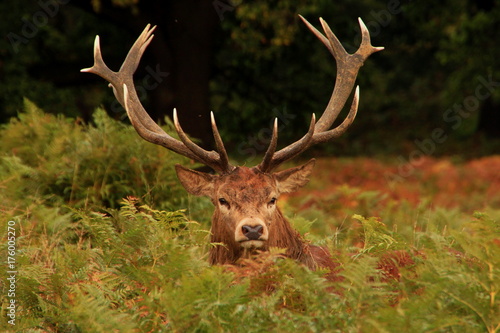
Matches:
[235,218,268,249]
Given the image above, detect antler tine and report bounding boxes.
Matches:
[173,109,233,174]
[119,24,156,76]
[81,35,118,84]
[258,16,382,172]
[258,114,316,172]
[210,112,233,172]
[313,86,359,143]
[257,118,279,172]
[358,17,385,53]
[82,25,233,174]
[298,15,333,56]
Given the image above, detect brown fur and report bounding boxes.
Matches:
[176,161,339,274]
[209,206,319,268]
[177,163,417,285]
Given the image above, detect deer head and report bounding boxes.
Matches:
[175,160,317,264]
[82,15,383,266]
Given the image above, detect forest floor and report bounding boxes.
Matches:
[284,155,500,218]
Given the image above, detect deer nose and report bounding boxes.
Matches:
[241,225,264,241]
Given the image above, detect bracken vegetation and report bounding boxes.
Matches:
[1,102,499,332]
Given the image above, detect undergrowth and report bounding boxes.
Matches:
[0,102,499,332]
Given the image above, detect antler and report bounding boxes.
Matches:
[257,16,384,172]
[81,24,234,174]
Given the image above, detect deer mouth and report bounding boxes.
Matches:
[239,239,266,249]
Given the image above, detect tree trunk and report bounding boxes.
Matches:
[73,0,219,148]
[478,98,500,138]
[141,0,219,149]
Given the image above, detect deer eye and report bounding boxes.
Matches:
[268,197,277,206]
[218,198,230,208]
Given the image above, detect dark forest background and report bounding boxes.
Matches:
[1,0,499,162]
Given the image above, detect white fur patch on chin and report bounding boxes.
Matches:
[239,240,265,249]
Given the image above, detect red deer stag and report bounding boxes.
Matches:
[82,16,383,271]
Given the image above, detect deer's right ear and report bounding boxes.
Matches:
[274,158,316,194]
[175,164,215,197]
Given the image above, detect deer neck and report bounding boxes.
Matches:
[268,209,310,263]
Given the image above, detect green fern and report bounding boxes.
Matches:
[352,214,399,255]
[1,103,499,332]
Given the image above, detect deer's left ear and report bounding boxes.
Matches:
[175,164,215,197]
[274,159,316,194]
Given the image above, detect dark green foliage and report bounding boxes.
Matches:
[0,99,190,211]
[1,1,103,120]
[211,0,500,158]
[2,0,499,158]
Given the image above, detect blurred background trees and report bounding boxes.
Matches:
[1,0,499,160]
